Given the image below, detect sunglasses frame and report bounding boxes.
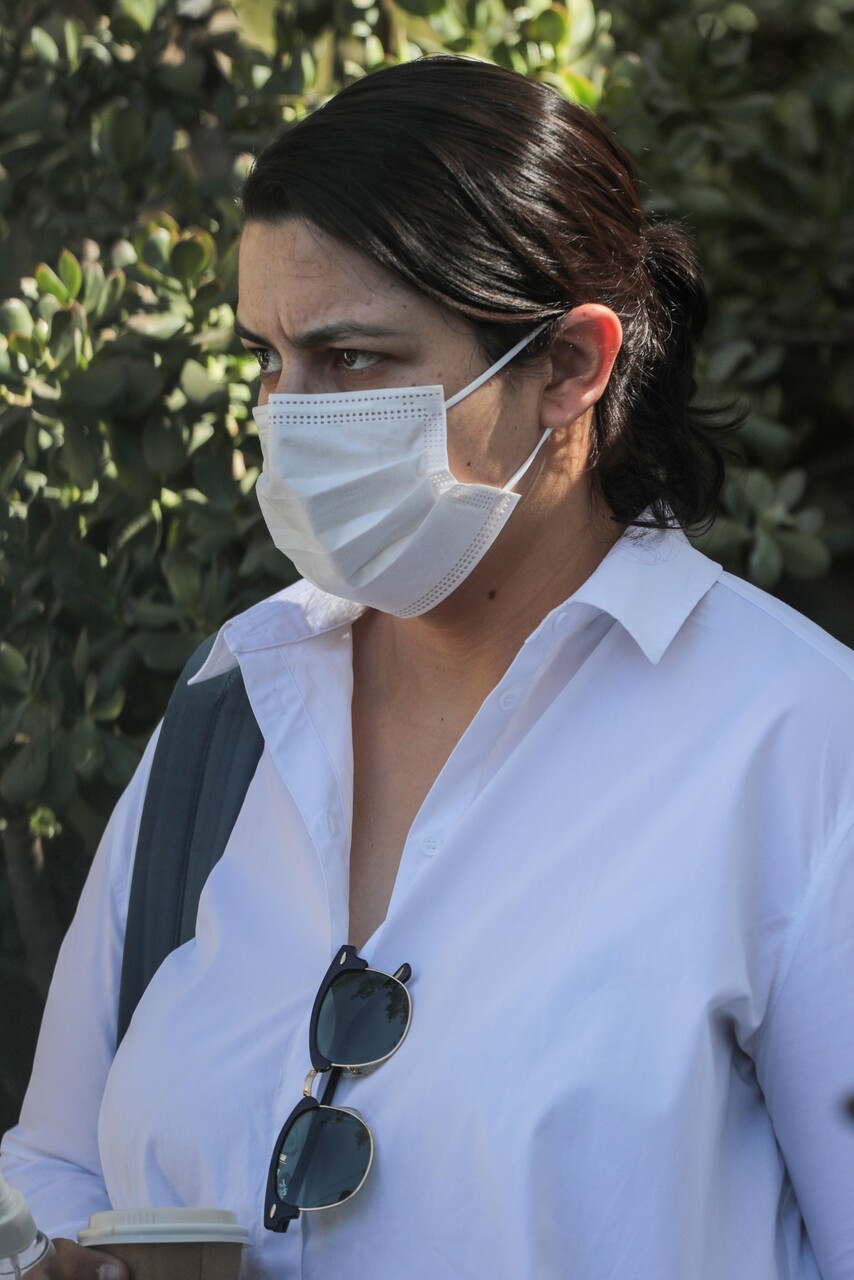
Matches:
[264,944,412,1233]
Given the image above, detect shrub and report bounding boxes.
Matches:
[0,0,851,1129]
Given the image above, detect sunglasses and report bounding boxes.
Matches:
[264,944,413,1232]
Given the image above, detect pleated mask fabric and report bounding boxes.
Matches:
[253,325,550,617]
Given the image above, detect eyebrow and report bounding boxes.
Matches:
[233,317,400,347]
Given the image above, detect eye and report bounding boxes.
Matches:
[248,347,282,377]
[336,349,381,371]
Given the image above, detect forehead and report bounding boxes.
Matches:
[238,217,426,333]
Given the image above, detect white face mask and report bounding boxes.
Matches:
[252,324,550,617]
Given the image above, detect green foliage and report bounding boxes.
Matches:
[0,0,282,292]
[0,0,612,858]
[0,0,851,1090]
[0,213,294,841]
[600,0,854,619]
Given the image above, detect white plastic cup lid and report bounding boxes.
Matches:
[78,1209,250,1247]
[0,1174,37,1257]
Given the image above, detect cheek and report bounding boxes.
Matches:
[445,388,539,486]
[444,409,492,482]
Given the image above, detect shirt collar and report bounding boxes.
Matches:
[188,578,364,684]
[190,523,722,684]
[568,523,721,664]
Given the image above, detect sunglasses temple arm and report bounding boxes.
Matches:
[319,1065,344,1107]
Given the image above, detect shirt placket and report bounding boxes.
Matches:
[235,627,356,949]
[373,603,610,933]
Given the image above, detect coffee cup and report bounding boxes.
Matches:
[79,1208,249,1280]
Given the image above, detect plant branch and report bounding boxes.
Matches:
[3,817,63,1000]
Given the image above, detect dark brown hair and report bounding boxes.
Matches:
[242,56,734,529]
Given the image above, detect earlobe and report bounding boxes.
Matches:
[540,304,623,432]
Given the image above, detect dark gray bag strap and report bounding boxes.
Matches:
[116,634,264,1048]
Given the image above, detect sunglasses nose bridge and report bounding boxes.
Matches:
[302,1067,318,1098]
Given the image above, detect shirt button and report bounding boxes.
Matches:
[554,610,571,632]
[420,833,442,856]
[326,809,339,837]
[498,689,518,711]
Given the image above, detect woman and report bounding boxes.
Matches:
[3,55,853,1280]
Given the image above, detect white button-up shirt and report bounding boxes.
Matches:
[3,526,854,1279]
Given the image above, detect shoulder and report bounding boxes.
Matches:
[683,565,854,707]
[710,570,854,680]
[681,567,854,841]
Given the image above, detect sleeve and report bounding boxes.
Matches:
[0,723,161,1241]
[752,806,854,1280]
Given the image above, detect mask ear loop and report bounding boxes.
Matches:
[503,426,553,492]
[444,321,550,410]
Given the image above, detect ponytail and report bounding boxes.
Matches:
[590,220,733,532]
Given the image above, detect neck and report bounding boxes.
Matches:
[353,480,623,721]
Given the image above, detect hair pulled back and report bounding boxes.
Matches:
[242,56,732,530]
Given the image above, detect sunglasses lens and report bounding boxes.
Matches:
[316,970,410,1067]
[276,1107,372,1210]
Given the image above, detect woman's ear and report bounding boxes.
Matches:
[540,305,623,432]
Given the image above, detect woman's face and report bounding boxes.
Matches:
[237,217,554,490]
